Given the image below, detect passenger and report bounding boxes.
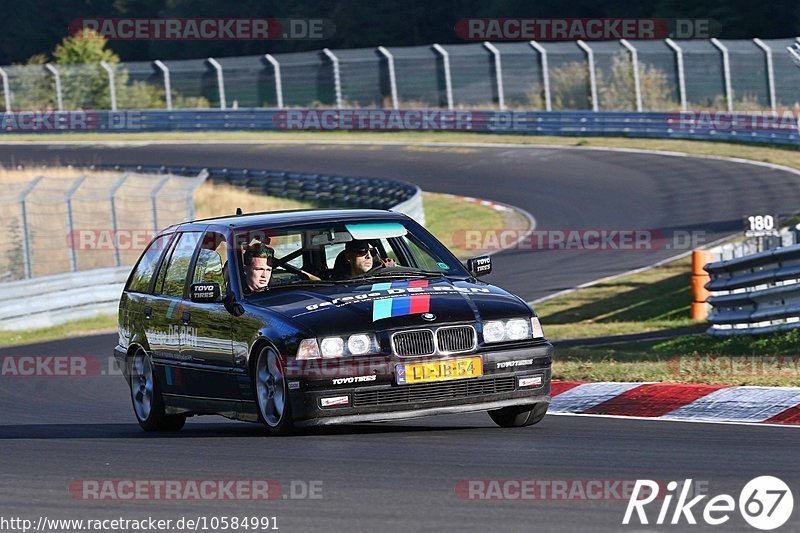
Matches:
[243,246,274,293]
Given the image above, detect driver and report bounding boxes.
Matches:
[344,240,395,277]
[243,246,274,293]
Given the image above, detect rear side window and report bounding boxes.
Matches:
[160,232,202,298]
[193,232,228,292]
[126,234,174,293]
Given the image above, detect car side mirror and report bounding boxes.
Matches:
[189,282,223,303]
[466,256,492,277]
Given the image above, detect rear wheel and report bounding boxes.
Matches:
[488,402,548,428]
[255,346,295,436]
[129,349,186,432]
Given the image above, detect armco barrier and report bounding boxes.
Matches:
[705,243,800,335]
[0,164,424,330]
[5,109,800,146]
[0,267,130,330]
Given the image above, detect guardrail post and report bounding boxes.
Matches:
[576,40,598,112]
[0,67,11,111]
[44,64,63,112]
[153,60,172,110]
[322,48,343,109]
[99,61,117,111]
[483,42,506,110]
[710,38,733,112]
[620,39,643,112]
[691,249,712,320]
[753,38,776,111]
[264,54,284,109]
[65,175,87,272]
[432,44,454,110]
[665,39,687,112]
[207,58,226,110]
[109,172,129,267]
[19,176,44,279]
[377,46,399,109]
[529,41,551,111]
[151,174,172,233]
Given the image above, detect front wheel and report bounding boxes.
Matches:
[255,346,295,436]
[129,349,186,432]
[488,402,548,428]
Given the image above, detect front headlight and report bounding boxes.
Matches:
[483,318,534,344]
[299,333,379,359]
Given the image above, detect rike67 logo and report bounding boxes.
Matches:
[624,477,793,530]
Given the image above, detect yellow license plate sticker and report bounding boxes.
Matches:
[397,356,483,385]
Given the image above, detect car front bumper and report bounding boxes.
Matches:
[289,342,553,426]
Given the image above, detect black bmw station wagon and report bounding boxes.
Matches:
[114,209,553,435]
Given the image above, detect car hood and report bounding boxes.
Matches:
[245,277,531,335]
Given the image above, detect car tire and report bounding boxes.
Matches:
[488,402,548,428]
[254,345,295,436]
[129,349,186,432]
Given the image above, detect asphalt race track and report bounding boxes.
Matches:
[2,142,800,532]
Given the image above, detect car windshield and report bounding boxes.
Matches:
[235,218,469,292]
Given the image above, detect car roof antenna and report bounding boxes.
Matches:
[236,207,243,216]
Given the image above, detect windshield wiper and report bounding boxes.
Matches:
[354,269,446,281]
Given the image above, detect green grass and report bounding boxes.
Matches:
[537,256,696,340]
[0,314,117,348]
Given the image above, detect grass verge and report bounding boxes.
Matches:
[0,314,117,347]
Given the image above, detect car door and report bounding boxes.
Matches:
[179,230,239,400]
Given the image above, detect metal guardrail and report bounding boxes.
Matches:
[705,243,800,335]
[0,164,424,330]
[6,109,800,146]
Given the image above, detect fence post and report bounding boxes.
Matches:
[432,44,454,110]
[0,67,11,111]
[65,175,87,272]
[483,42,506,110]
[665,39,687,112]
[44,64,63,112]
[19,176,44,279]
[99,61,117,111]
[529,41,551,111]
[264,54,284,109]
[153,60,172,110]
[207,58,226,110]
[377,46,399,109]
[620,39,643,112]
[710,38,733,112]
[109,172,129,267]
[576,40,598,111]
[753,38,776,111]
[151,174,172,233]
[322,48,343,108]
[187,169,210,221]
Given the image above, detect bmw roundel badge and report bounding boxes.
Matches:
[421,313,436,321]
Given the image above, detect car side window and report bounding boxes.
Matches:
[193,232,227,292]
[126,234,174,293]
[159,232,202,298]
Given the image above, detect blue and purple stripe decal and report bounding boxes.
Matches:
[371,280,430,321]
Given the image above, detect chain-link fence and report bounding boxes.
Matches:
[0,38,798,113]
[0,170,207,281]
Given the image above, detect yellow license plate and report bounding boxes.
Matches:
[397,356,483,385]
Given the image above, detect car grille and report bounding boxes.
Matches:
[392,330,435,356]
[437,326,476,353]
[353,376,516,407]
